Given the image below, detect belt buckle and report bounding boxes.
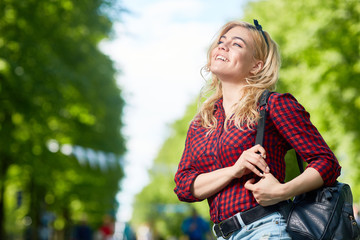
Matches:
[218,221,232,239]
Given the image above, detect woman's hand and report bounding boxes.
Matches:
[231,144,270,178]
[244,173,286,206]
[245,168,324,206]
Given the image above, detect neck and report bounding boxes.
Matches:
[221,81,246,117]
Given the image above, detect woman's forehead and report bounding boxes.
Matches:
[222,26,254,48]
[223,26,251,39]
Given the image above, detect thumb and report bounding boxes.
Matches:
[244,178,256,191]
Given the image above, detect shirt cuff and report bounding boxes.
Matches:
[174,170,202,202]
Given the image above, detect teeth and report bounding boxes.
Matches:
[216,55,228,62]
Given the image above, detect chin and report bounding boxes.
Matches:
[209,65,224,76]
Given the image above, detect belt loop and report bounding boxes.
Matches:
[235,212,245,229]
[234,212,242,229]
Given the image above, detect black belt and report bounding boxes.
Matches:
[213,201,290,239]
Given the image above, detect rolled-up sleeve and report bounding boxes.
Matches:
[269,93,341,186]
[174,124,202,202]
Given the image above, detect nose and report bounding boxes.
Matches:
[218,41,229,51]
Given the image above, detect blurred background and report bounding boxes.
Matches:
[0,0,359,239]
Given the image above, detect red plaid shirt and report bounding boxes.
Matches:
[174,92,341,223]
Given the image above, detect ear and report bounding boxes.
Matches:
[250,60,264,75]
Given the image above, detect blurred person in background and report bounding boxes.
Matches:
[72,216,93,240]
[354,205,360,226]
[181,208,211,240]
[123,222,136,240]
[95,214,114,240]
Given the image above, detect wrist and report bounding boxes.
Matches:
[281,182,295,200]
[229,165,238,179]
[229,165,244,179]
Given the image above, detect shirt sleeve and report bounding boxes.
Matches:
[268,93,341,186]
[174,122,202,202]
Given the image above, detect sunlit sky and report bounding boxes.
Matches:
[100,0,247,222]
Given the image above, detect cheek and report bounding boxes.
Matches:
[233,53,254,69]
[209,49,216,64]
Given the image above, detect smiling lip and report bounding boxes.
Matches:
[215,54,229,62]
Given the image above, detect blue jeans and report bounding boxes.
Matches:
[213,212,291,240]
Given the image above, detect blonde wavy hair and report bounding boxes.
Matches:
[196,20,281,131]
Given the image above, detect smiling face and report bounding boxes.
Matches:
[209,26,260,84]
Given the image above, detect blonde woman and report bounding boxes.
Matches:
[174,20,341,239]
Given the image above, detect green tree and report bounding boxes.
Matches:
[0,0,126,238]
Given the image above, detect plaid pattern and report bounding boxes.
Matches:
[174,92,341,223]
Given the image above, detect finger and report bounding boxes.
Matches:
[244,161,264,177]
[253,144,266,158]
[246,153,269,174]
[244,178,256,191]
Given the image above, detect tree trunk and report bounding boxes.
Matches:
[29,176,41,240]
[63,208,72,240]
[0,111,14,239]
[0,154,11,240]
[0,179,6,239]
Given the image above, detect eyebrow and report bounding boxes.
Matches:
[220,35,248,46]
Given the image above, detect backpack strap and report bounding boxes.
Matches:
[255,90,304,173]
[255,89,271,146]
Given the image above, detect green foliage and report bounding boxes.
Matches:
[0,0,126,238]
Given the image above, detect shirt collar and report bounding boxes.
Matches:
[214,98,223,111]
[214,98,226,117]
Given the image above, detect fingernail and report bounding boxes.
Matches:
[266,166,270,172]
